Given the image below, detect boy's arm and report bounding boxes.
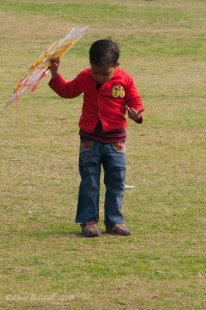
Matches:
[125,75,144,123]
[49,74,83,98]
[48,58,83,98]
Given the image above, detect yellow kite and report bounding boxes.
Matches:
[6,26,88,108]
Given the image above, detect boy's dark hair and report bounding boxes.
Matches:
[89,39,119,67]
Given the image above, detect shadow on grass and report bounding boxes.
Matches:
[21,224,124,240]
[22,223,83,240]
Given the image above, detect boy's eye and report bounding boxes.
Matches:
[93,72,109,77]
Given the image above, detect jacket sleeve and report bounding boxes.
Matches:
[125,74,144,124]
[48,73,83,99]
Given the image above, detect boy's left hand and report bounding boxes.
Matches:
[126,106,144,122]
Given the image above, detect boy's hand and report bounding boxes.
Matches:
[126,106,144,122]
[49,58,60,79]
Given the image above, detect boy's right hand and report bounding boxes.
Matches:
[49,58,60,79]
[126,106,144,122]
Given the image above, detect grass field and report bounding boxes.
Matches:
[0,0,206,309]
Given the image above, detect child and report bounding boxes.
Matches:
[49,39,144,237]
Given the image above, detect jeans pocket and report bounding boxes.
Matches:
[80,140,94,154]
[112,142,126,153]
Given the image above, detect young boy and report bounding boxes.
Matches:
[49,39,144,237]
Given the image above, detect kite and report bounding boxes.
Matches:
[6,26,88,108]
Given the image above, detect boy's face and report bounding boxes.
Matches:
[91,63,119,84]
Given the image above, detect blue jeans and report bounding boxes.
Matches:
[76,141,126,226]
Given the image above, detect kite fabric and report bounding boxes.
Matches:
[6,26,88,108]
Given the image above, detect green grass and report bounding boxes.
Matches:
[1,0,206,309]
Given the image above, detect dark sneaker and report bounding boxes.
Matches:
[106,224,131,236]
[81,223,100,238]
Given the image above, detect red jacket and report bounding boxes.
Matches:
[49,67,144,132]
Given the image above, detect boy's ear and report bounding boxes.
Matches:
[116,62,120,67]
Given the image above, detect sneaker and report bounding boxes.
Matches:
[81,222,100,238]
[106,223,131,236]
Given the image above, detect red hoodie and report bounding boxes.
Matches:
[49,67,144,133]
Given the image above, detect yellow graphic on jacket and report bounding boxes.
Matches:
[112,85,125,98]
